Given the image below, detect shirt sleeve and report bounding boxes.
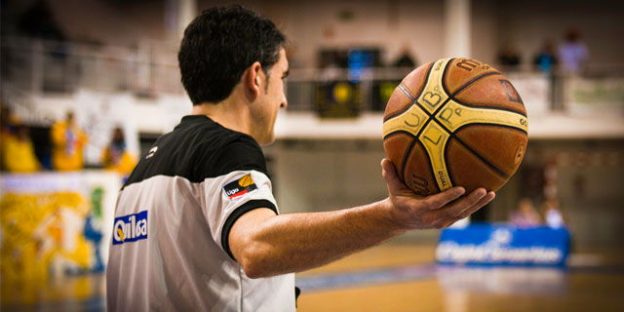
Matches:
[198,138,278,261]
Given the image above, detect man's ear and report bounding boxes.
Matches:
[243,62,263,99]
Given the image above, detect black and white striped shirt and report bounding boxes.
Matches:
[106,115,295,311]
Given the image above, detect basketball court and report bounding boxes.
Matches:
[2,242,624,311]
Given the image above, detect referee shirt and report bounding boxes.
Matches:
[106,115,295,311]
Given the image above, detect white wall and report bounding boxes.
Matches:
[266,140,386,213]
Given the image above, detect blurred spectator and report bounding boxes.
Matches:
[100,127,137,176]
[392,44,417,68]
[533,40,558,73]
[51,111,88,171]
[497,44,521,70]
[3,123,41,173]
[558,28,589,74]
[509,198,542,227]
[1,105,17,171]
[541,198,566,229]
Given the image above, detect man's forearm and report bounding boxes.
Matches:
[232,198,406,278]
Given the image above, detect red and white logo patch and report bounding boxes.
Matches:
[223,174,258,199]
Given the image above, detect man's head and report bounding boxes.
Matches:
[179,5,289,145]
[247,48,289,145]
[178,5,286,105]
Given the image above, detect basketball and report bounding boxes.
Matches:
[383,58,528,196]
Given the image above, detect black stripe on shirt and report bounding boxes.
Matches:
[124,115,268,189]
[221,199,278,262]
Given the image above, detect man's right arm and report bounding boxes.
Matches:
[229,159,495,278]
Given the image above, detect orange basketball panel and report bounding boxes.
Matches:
[454,124,528,177]
[453,73,527,115]
[443,58,501,95]
[383,133,415,182]
[402,141,439,196]
[445,138,508,192]
[384,63,433,119]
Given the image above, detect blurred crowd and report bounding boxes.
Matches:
[509,197,566,229]
[497,28,589,74]
[0,105,136,176]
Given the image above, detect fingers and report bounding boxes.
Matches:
[381,159,410,194]
[463,188,487,208]
[456,191,496,219]
[381,158,495,229]
[425,189,494,229]
[475,191,496,211]
[435,188,486,217]
[424,186,466,209]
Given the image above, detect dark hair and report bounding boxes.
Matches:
[178,5,286,105]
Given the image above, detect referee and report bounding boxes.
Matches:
[106,5,495,311]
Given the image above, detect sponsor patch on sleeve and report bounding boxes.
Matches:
[223,174,258,199]
[112,211,148,245]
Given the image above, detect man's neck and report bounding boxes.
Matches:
[191,96,251,136]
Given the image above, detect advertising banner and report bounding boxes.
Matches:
[436,223,570,267]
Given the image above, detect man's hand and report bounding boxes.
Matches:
[381,159,495,230]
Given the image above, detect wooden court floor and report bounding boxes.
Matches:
[296,244,624,312]
[2,243,623,311]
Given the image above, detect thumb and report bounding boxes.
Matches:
[381,159,410,194]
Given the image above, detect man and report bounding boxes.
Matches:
[51,111,88,171]
[101,126,137,176]
[558,28,589,74]
[106,6,495,311]
[3,123,41,173]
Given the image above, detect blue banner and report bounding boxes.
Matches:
[436,223,570,267]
